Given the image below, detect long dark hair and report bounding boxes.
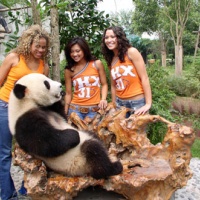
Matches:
[64,37,96,70]
[101,26,131,67]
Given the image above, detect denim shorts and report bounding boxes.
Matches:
[116,96,145,116]
[0,99,8,108]
[68,104,99,120]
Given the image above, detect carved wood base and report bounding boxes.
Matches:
[13,103,195,200]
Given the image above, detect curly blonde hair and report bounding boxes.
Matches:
[11,24,51,62]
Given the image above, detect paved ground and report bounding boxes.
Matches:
[10,158,200,200]
[172,158,200,200]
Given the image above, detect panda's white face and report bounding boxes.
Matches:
[8,73,63,135]
[14,73,62,106]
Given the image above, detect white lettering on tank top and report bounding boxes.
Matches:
[111,65,135,79]
[73,76,100,98]
[111,65,135,90]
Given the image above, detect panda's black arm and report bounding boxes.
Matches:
[41,100,66,119]
[15,109,80,158]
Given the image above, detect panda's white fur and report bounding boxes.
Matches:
[9,73,63,135]
[43,132,92,176]
[9,73,122,179]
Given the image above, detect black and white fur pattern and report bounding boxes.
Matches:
[9,73,123,179]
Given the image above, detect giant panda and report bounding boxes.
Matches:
[8,73,123,179]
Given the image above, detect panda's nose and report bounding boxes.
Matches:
[61,91,66,96]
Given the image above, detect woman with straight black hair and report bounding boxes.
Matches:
[64,37,108,121]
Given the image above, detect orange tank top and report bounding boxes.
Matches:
[71,61,100,106]
[0,55,45,102]
[111,55,144,99]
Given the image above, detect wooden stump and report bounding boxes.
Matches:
[13,103,195,200]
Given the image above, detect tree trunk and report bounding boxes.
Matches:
[161,50,167,67]
[175,45,183,76]
[193,26,200,59]
[50,0,60,81]
[164,0,191,76]
[159,32,167,67]
[31,0,41,25]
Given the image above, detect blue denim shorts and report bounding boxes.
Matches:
[68,104,99,120]
[0,99,8,108]
[116,97,145,116]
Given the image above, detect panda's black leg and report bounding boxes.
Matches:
[81,139,123,179]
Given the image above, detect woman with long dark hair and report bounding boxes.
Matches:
[64,37,108,121]
[102,26,152,116]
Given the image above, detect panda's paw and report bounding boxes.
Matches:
[110,161,123,176]
[91,161,123,180]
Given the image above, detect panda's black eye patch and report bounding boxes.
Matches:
[44,80,50,90]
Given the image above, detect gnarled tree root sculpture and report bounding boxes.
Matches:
[13,103,195,200]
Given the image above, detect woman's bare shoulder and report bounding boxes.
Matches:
[128,47,139,54]
[2,53,19,66]
[6,52,19,59]
[94,59,104,69]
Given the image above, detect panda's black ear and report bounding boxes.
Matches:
[44,80,50,90]
[13,84,27,99]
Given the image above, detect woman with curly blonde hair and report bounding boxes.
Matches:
[0,24,51,200]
